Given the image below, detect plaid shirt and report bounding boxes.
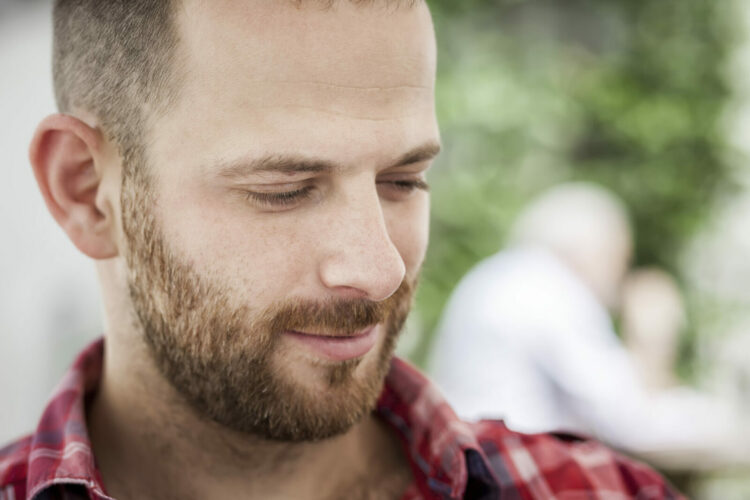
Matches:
[1,339,683,500]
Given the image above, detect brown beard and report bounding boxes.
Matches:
[120,171,415,442]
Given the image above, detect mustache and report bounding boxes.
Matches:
[263,279,414,336]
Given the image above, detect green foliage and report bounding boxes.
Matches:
[412,0,741,366]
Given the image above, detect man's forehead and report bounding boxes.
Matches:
[175,0,436,92]
[191,80,433,122]
[151,0,438,172]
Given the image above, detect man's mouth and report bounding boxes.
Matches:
[283,325,379,361]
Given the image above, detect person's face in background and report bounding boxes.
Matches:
[118,0,439,440]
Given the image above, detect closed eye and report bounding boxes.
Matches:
[377,178,430,201]
[243,177,428,211]
[384,179,429,191]
[244,185,314,210]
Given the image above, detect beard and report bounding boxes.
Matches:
[120,170,415,442]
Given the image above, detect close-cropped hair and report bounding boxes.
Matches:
[53,0,180,174]
[52,0,423,174]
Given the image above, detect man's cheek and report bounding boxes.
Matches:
[392,204,429,273]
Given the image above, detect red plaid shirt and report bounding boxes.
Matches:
[1,339,682,499]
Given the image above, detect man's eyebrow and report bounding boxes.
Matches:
[391,142,442,168]
[215,141,441,179]
[216,155,339,179]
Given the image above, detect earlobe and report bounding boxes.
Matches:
[29,114,119,260]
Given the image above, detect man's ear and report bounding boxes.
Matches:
[29,114,119,259]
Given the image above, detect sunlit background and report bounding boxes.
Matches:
[2,1,749,497]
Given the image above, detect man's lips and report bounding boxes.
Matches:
[283,325,378,361]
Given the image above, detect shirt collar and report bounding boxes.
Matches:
[28,339,497,500]
[26,339,111,500]
[376,357,499,498]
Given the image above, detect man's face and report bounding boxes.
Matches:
[120,0,438,441]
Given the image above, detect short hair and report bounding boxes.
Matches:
[53,0,181,174]
[52,0,423,175]
[509,182,631,253]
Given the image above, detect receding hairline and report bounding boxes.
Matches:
[51,0,427,174]
[52,0,426,116]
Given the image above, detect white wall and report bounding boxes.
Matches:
[0,1,103,444]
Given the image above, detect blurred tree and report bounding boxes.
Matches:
[413,0,741,369]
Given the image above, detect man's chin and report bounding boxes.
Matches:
[141,316,399,441]
[230,355,388,442]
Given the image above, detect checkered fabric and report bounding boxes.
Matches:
[1,339,683,499]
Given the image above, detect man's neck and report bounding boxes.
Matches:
[87,341,412,500]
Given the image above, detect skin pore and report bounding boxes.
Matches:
[30,0,439,499]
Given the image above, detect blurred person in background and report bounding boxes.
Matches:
[0,1,682,499]
[429,182,750,472]
[620,268,687,392]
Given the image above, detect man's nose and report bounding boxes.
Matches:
[317,189,406,302]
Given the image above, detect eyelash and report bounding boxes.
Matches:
[244,179,429,209]
[385,179,430,192]
[245,186,315,208]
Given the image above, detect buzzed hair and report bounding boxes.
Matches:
[52,0,422,174]
[53,0,181,173]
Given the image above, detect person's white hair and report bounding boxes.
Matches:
[509,182,633,308]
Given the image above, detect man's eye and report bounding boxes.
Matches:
[378,179,430,198]
[244,186,314,209]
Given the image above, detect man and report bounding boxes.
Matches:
[430,183,637,433]
[429,183,749,471]
[0,1,680,499]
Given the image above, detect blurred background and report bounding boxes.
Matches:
[1,0,749,497]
